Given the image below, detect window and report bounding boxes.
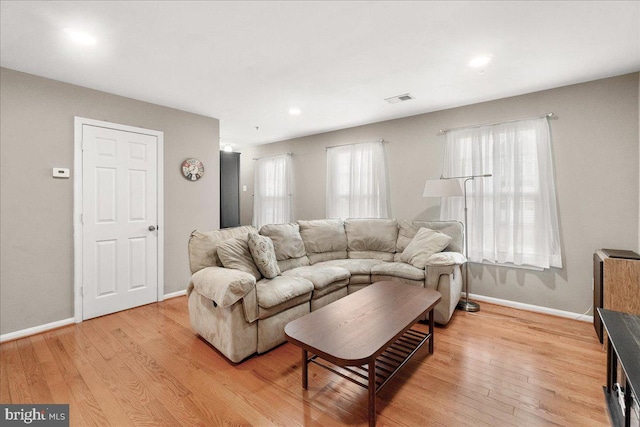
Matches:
[441,118,562,269]
[253,154,293,228]
[326,141,389,219]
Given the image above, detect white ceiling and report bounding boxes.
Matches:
[1,1,639,148]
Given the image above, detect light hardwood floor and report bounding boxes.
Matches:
[1,296,609,426]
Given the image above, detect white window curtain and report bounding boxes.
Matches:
[441,117,562,269]
[326,141,389,219]
[253,154,293,228]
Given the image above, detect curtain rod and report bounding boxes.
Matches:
[252,152,293,161]
[437,112,556,135]
[325,138,386,150]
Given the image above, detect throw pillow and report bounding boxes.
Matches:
[401,227,452,269]
[247,233,281,279]
[217,235,262,280]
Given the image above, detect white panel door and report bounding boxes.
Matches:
[82,124,158,320]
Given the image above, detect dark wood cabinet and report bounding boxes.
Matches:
[593,249,640,343]
[220,151,241,228]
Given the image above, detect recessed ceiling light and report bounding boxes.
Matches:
[64,28,96,46]
[469,55,492,68]
[288,108,301,116]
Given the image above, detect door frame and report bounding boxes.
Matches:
[73,117,164,323]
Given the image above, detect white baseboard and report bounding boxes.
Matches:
[469,293,593,323]
[0,290,589,343]
[1,291,186,343]
[0,318,76,343]
[163,289,186,300]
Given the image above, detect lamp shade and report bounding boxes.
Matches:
[422,178,463,198]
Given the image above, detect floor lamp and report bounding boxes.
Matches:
[423,173,491,312]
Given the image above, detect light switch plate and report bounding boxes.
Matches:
[53,168,70,178]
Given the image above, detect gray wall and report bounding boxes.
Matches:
[0,68,220,335]
[240,73,640,315]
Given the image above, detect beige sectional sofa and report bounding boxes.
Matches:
[186,218,465,363]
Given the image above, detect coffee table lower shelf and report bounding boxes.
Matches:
[305,328,430,394]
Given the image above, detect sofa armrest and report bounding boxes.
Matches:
[424,253,465,289]
[191,266,257,308]
[424,264,458,288]
[424,251,467,267]
[424,263,463,324]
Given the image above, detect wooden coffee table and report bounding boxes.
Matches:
[284,281,441,426]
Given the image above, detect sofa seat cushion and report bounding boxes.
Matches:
[315,259,381,275]
[258,293,311,320]
[256,276,314,309]
[371,262,425,281]
[348,274,372,285]
[281,265,350,291]
[310,280,350,300]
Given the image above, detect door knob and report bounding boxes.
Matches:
[149,225,156,231]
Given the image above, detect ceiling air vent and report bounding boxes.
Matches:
[384,93,414,104]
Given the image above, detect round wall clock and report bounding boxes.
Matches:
[181,158,204,181]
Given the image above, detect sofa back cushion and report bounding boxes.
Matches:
[259,223,310,271]
[395,220,463,261]
[298,219,348,264]
[217,235,262,280]
[345,218,398,261]
[188,225,257,274]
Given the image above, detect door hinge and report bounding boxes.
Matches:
[81,139,85,151]
[80,213,84,225]
[80,287,84,296]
